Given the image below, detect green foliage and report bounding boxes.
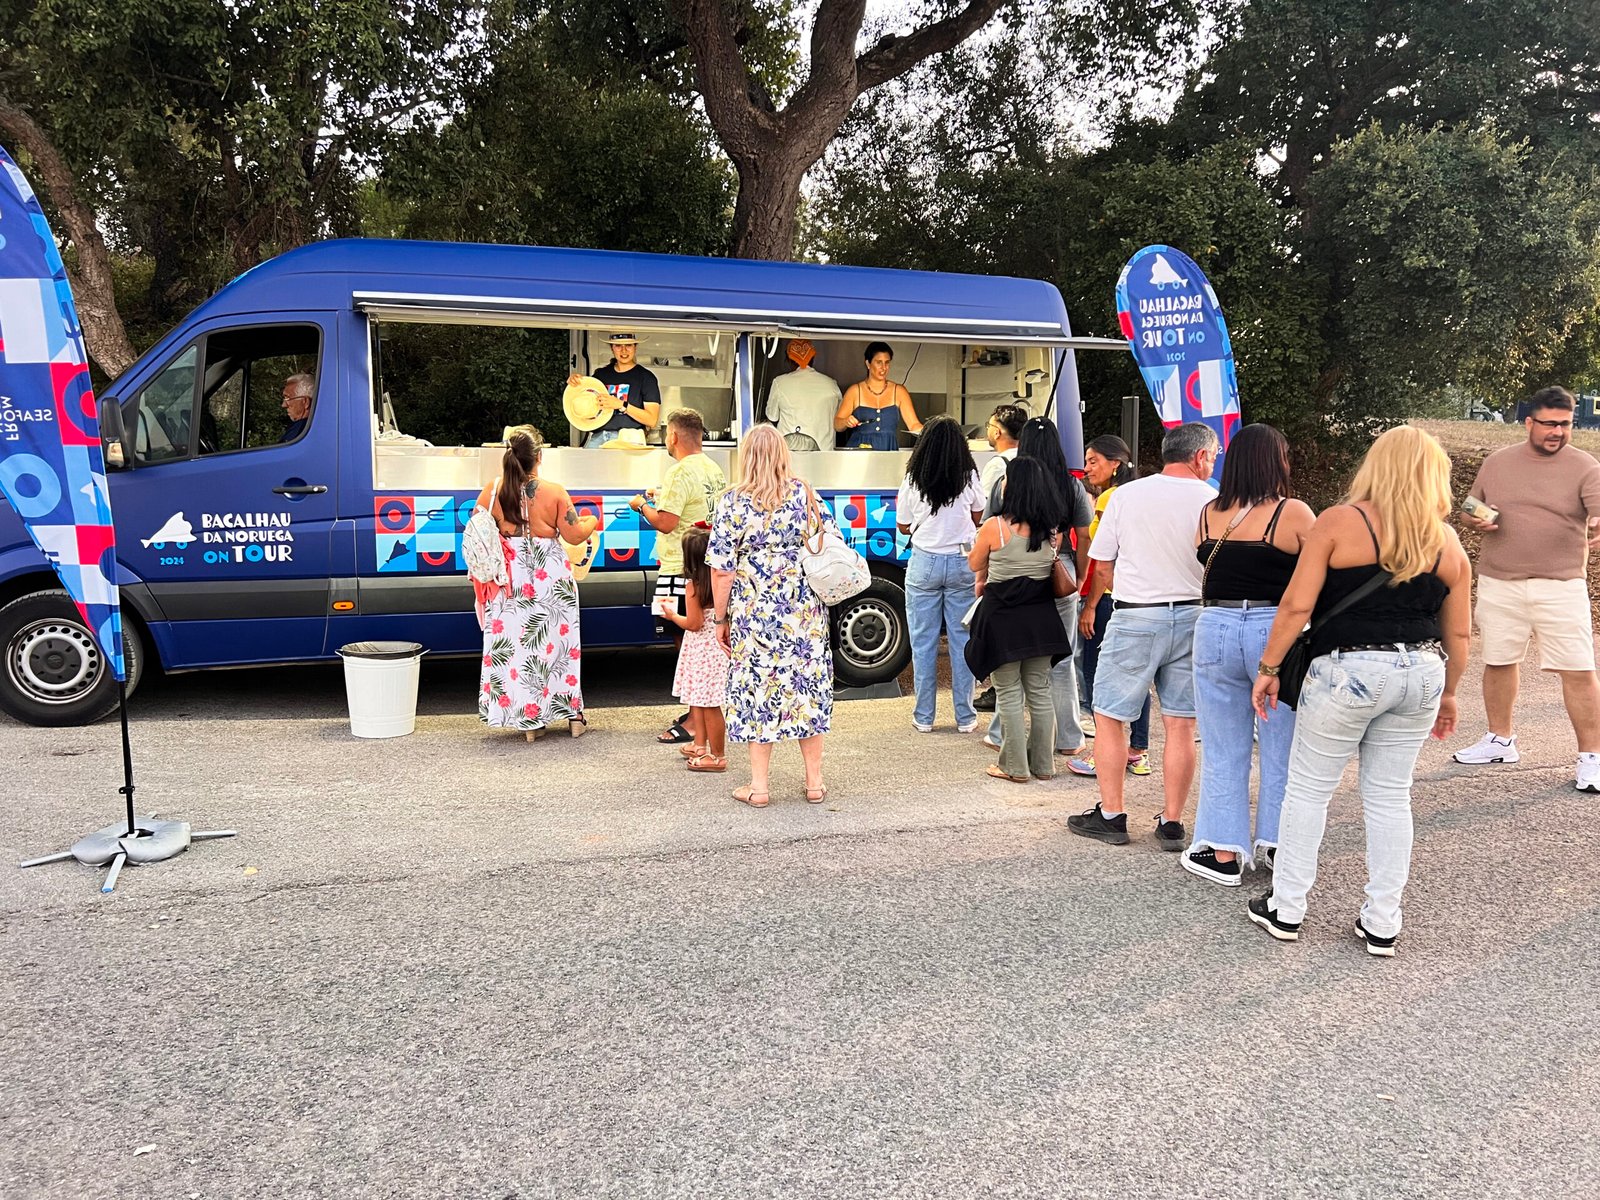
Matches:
[1310,123,1600,421]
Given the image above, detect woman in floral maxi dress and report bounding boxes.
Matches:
[708,425,836,808]
[473,426,598,739]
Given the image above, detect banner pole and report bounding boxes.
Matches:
[116,677,136,837]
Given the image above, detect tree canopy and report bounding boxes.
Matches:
[0,0,1593,450]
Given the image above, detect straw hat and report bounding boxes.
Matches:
[599,428,652,451]
[605,332,640,345]
[563,376,611,432]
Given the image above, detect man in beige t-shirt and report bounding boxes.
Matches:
[1454,386,1600,792]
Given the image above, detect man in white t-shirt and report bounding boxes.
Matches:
[765,340,842,451]
[1069,422,1218,853]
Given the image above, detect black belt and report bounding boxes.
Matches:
[1335,640,1445,656]
[1113,599,1200,610]
[1201,599,1277,609]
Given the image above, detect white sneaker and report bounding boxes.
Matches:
[1577,756,1600,793]
[1452,733,1519,764]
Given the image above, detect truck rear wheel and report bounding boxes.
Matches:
[0,590,144,726]
[831,576,911,688]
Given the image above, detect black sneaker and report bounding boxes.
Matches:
[1153,817,1186,852]
[1066,803,1130,845]
[974,687,996,712]
[1355,918,1398,958]
[1182,847,1242,886]
[1247,893,1301,942]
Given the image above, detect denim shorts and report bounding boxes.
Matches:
[1092,604,1200,721]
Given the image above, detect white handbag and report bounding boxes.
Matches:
[801,485,871,606]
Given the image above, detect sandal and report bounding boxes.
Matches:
[569,719,588,739]
[687,753,727,773]
[803,783,828,804]
[656,722,693,745]
[677,742,708,760]
[733,786,770,808]
[524,727,547,743]
[985,764,1031,783]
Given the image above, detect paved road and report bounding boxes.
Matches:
[1,648,1596,1198]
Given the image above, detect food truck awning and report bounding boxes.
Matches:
[203,237,1113,348]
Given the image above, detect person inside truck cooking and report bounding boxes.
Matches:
[567,332,662,448]
[834,341,923,450]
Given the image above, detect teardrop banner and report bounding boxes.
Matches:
[1114,245,1241,482]
[1,142,236,890]
[0,144,125,676]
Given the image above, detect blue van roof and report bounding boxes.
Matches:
[194,239,1093,345]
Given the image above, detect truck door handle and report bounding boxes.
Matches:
[273,484,328,495]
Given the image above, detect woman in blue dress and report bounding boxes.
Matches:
[834,341,923,450]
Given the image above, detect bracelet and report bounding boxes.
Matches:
[1257,661,1281,677]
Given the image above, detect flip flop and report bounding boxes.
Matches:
[656,722,694,745]
[985,765,1030,783]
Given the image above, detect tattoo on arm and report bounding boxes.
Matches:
[565,506,579,527]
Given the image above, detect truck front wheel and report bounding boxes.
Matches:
[0,590,144,726]
[831,576,911,688]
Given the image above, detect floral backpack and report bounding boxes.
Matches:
[464,480,509,587]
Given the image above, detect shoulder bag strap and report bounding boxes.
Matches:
[1201,502,1254,592]
[1307,567,1392,638]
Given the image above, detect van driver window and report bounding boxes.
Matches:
[130,324,321,465]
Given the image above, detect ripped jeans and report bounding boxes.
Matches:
[1271,647,1446,938]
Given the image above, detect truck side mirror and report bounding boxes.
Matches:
[99,397,128,470]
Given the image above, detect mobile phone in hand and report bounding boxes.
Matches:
[1462,495,1499,524]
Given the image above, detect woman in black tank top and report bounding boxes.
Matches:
[1184,424,1315,887]
[1246,427,1472,956]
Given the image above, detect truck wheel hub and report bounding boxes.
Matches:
[10,620,100,703]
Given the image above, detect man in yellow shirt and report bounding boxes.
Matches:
[630,408,727,743]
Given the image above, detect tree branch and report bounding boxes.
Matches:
[855,0,1007,92]
[0,93,138,376]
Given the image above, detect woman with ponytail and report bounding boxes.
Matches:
[472,425,598,740]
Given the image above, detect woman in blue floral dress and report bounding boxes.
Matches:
[708,425,836,808]
[473,427,598,740]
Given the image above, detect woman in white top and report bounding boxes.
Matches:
[896,415,986,732]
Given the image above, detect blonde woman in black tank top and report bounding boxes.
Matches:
[1246,427,1471,956]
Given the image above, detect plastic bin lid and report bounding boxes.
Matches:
[338,641,425,660]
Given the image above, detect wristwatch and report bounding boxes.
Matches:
[708,613,724,625]
[1257,661,1281,677]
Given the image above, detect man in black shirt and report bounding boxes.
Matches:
[569,333,661,447]
[279,373,314,442]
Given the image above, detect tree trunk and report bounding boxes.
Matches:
[0,95,139,377]
[676,0,1006,261]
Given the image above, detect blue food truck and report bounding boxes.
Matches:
[0,240,1114,724]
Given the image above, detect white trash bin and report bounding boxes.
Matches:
[338,641,425,738]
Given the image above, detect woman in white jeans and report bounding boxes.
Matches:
[1247,427,1471,956]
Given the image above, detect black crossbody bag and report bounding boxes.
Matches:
[1275,569,1392,709]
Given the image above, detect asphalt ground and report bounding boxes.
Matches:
[1,643,1596,1199]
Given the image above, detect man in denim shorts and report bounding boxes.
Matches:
[1070,422,1219,849]
[1454,386,1600,790]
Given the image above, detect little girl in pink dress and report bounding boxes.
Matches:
[660,528,730,772]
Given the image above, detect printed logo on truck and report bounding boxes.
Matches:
[370,492,911,575]
[139,509,297,566]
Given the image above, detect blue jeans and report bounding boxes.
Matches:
[1093,604,1200,720]
[906,548,977,728]
[1272,648,1447,937]
[1080,594,1149,749]
[1192,606,1296,861]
